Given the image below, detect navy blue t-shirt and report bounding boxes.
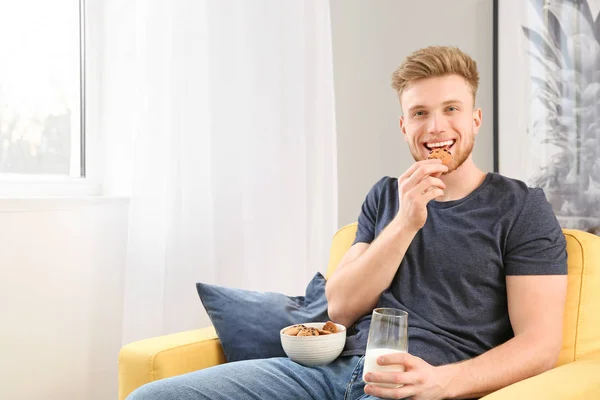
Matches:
[340,173,567,367]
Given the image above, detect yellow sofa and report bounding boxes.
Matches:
[118,224,600,399]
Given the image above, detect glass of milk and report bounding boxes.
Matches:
[362,308,408,388]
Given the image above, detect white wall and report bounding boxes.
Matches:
[0,199,128,400]
[330,0,495,227]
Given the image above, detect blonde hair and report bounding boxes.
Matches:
[391,46,479,104]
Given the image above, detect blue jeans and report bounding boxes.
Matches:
[126,355,384,400]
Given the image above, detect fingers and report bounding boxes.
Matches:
[404,163,448,188]
[364,383,415,399]
[365,371,421,386]
[395,160,446,230]
[363,354,432,399]
[398,159,445,183]
[399,162,448,195]
[413,176,446,196]
[420,187,445,203]
[399,176,444,206]
[377,352,422,369]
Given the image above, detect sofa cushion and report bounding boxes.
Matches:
[196,272,329,362]
[558,230,600,366]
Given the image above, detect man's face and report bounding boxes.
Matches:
[399,75,482,173]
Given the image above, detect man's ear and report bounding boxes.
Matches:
[399,116,408,141]
[472,108,482,135]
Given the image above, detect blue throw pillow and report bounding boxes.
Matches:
[196,272,329,362]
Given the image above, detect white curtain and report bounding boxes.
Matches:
[119,0,338,344]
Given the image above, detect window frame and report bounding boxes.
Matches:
[0,0,101,197]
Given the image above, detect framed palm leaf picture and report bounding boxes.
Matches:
[494,0,600,231]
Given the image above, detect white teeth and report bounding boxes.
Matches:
[426,140,454,148]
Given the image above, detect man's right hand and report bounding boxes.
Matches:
[326,160,446,327]
[395,159,448,232]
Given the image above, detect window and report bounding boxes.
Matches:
[0,0,95,195]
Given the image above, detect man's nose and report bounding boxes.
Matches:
[427,112,447,135]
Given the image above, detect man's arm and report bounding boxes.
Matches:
[325,161,447,328]
[441,274,568,398]
[325,221,417,328]
[363,274,568,399]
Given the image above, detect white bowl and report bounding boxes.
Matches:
[280,322,347,367]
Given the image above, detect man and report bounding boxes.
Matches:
[128,46,567,400]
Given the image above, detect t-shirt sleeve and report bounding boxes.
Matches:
[352,177,388,245]
[504,188,567,275]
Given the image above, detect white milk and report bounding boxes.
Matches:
[362,348,406,388]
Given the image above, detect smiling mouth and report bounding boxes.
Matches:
[424,139,455,152]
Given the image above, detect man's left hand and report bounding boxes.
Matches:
[363,352,458,400]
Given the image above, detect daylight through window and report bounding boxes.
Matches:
[0,0,84,178]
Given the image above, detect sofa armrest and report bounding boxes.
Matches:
[118,326,226,400]
[481,352,600,400]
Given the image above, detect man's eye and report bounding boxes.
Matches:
[447,106,458,112]
[414,111,425,117]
